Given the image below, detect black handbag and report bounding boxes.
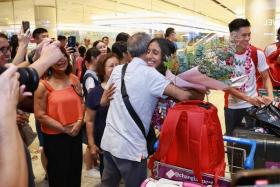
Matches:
[247,104,280,136]
[121,63,157,156]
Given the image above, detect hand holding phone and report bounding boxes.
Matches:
[67,36,76,53]
[22,21,30,33]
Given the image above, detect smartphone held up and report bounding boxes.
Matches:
[22,21,30,33]
[67,36,76,53]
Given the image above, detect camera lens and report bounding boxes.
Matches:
[0,67,39,92]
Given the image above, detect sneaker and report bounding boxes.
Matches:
[85,168,100,179]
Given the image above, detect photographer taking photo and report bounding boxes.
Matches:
[0,64,28,187]
[0,31,65,187]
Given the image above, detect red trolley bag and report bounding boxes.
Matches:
[149,100,225,183]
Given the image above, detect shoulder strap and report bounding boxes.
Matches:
[41,80,54,92]
[121,64,147,138]
[250,45,258,70]
[83,73,99,86]
[82,73,99,98]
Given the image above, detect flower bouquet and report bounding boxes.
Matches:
[165,34,248,90]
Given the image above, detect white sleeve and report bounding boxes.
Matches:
[257,50,269,73]
[85,77,95,92]
[146,68,170,98]
[264,44,277,57]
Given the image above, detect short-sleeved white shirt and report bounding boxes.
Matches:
[264,43,277,57]
[227,49,269,109]
[84,70,98,92]
[101,57,170,162]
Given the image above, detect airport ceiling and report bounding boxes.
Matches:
[0,0,278,32]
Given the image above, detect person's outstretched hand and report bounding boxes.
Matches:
[18,28,31,49]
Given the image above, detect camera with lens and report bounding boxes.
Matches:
[0,67,39,92]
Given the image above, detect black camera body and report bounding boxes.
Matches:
[0,67,39,92]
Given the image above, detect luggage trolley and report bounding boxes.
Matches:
[143,136,256,187]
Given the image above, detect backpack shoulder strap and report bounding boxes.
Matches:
[250,45,258,71]
[82,72,99,98]
[157,109,184,158]
[83,73,99,86]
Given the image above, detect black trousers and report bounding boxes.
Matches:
[224,107,256,172]
[224,107,256,136]
[43,132,82,187]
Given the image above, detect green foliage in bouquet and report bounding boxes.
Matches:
[164,55,180,75]
[164,35,236,82]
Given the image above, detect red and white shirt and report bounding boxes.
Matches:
[225,48,269,109]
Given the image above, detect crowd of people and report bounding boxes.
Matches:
[0,18,278,187]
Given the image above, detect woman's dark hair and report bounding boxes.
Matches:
[111,41,127,59]
[0,33,8,39]
[78,46,86,58]
[47,47,72,77]
[80,47,101,82]
[96,53,118,83]
[148,38,176,75]
[92,40,104,48]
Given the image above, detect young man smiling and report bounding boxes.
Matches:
[224,18,273,136]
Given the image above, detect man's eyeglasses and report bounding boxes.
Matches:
[0,46,11,54]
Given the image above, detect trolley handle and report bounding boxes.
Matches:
[223,136,256,170]
[154,140,159,151]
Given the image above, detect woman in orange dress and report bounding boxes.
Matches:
[34,48,84,187]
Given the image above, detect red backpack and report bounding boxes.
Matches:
[149,100,225,184]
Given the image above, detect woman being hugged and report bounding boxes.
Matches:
[34,48,84,187]
[146,38,205,130]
